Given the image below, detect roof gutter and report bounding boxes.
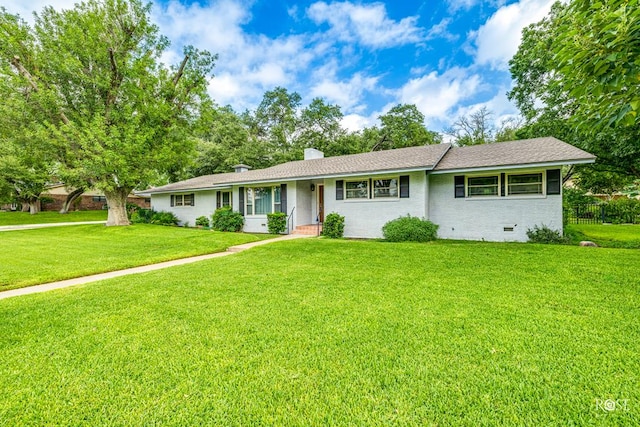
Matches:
[430,158,596,175]
[208,166,438,188]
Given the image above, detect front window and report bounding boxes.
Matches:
[172,193,195,207]
[467,176,499,197]
[221,191,231,207]
[373,178,398,198]
[508,173,543,195]
[246,186,280,215]
[346,180,368,199]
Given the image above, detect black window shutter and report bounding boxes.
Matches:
[191,193,195,206]
[454,176,465,198]
[500,173,506,197]
[369,178,372,199]
[280,184,287,213]
[170,195,175,207]
[399,175,410,198]
[336,180,344,200]
[238,187,245,215]
[216,191,221,209]
[547,169,561,195]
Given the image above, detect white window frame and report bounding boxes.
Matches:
[245,186,281,216]
[173,193,194,207]
[344,177,400,200]
[372,177,399,199]
[345,180,369,199]
[506,172,544,196]
[466,175,500,198]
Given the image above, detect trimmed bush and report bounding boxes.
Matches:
[322,212,345,239]
[150,211,180,226]
[526,224,569,244]
[130,208,154,224]
[382,215,438,242]
[211,206,244,232]
[267,212,287,234]
[130,209,179,226]
[195,215,211,228]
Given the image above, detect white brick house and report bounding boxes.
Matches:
[143,137,595,242]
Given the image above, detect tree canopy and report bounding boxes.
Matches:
[509,0,640,180]
[0,0,216,223]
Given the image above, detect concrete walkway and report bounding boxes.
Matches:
[0,221,106,232]
[0,233,311,300]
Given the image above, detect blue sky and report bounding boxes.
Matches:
[5,0,555,133]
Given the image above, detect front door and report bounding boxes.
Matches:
[318,184,324,223]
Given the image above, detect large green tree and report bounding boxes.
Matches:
[0,0,215,225]
[296,98,346,156]
[189,104,270,176]
[509,0,640,179]
[372,104,441,150]
[253,87,302,163]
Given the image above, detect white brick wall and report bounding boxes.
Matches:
[428,173,562,242]
[236,181,297,233]
[151,190,218,227]
[324,171,428,239]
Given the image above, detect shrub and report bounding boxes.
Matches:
[130,208,153,224]
[150,211,180,226]
[130,209,179,226]
[195,215,211,228]
[603,197,640,224]
[322,212,345,238]
[267,212,287,234]
[211,206,244,232]
[526,225,569,244]
[131,208,178,225]
[382,215,438,242]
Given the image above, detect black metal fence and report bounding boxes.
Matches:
[567,202,640,224]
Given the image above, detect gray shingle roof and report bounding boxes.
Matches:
[145,143,451,193]
[143,137,595,194]
[433,136,595,171]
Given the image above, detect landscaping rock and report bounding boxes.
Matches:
[579,241,598,247]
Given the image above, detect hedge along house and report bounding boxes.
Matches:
[143,137,595,242]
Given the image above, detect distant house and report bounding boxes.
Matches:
[41,185,150,212]
[143,137,595,242]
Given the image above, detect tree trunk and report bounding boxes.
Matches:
[59,188,85,214]
[28,198,40,215]
[104,188,131,226]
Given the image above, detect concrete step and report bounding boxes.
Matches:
[292,224,322,235]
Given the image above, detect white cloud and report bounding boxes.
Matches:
[397,68,482,124]
[341,112,378,132]
[307,1,423,49]
[426,18,458,42]
[446,0,480,12]
[472,0,555,70]
[1,0,77,22]
[310,72,380,113]
[152,1,316,110]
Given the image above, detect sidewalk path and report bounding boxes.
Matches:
[0,221,106,232]
[0,234,311,300]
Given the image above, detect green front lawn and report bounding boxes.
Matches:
[566,224,640,248]
[0,210,107,225]
[0,225,271,291]
[0,239,637,425]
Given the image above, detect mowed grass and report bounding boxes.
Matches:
[567,224,640,248]
[0,224,271,291]
[0,210,107,225]
[0,239,638,426]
